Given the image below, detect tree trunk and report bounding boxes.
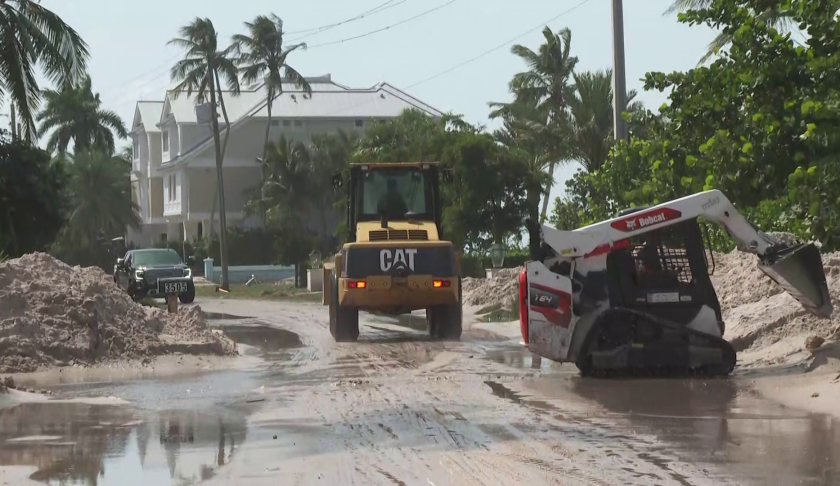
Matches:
[260,88,275,226]
[208,65,230,290]
[539,161,556,224]
[209,75,233,236]
[10,104,16,141]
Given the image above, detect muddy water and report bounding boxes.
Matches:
[4,299,840,485]
[0,321,300,485]
[0,403,253,485]
[484,346,840,485]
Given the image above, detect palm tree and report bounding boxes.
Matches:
[0,0,90,141]
[36,75,128,156]
[168,17,240,290]
[664,0,796,65]
[490,26,578,223]
[233,13,312,164]
[63,149,141,247]
[566,69,642,172]
[489,99,560,225]
[309,131,356,252]
[252,135,311,223]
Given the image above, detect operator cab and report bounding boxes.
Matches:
[605,209,724,332]
[342,163,445,243]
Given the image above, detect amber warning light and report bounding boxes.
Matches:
[433,280,451,288]
[349,281,366,289]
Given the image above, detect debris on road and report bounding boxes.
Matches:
[805,336,825,350]
[462,267,522,309]
[0,252,237,373]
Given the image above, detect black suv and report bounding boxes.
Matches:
[114,248,196,303]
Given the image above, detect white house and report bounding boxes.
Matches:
[126,74,443,247]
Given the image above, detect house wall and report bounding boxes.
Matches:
[150,178,163,218]
[149,133,162,176]
[187,166,260,215]
[180,124,210,155]
[186,118,370,169]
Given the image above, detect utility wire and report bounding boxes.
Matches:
[99,1,413,101]
[319,0,594,117]
[287,0,411,40]
[307,0,458,49]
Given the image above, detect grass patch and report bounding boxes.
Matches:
[139,298,165,309]
[476,303,502,315]
[195,283,323,302]
[480,307,519,322]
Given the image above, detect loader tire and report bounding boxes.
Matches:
[427,277,463,341]
[329,270,359,342]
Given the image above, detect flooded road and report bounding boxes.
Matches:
[1,299,838,485]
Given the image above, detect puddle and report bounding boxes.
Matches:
[491,373,840,485]
[483,346,561,372]
[220,325,303,354]
[203,311,248,321]
[0,402,262,485]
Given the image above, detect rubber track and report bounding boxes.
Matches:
[578,307,737,378]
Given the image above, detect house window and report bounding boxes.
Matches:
[294,120,302,127]
[162,131,170,152]
[282,120,290,127]
[197,222,203,239]
[132,138,139,159]
[271,120,280,126]
[355,119,364,128]
[160,233,167,243]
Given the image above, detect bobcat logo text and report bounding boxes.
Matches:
[380,248,417,272]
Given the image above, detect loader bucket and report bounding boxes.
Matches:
[758,242,833,318]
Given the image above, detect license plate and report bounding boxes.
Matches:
[159,280,188,294]
[647,292,680,303]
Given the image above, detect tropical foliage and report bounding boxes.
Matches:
[50,150,140,267]
[36,75,128,155]
[0,130,67,257]
[555,0,840,251]
[0,0,89,140]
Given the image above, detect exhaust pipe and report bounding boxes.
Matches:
[759,242,833,318]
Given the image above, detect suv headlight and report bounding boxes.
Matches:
[135,269,145,280]
[183,267,192,278]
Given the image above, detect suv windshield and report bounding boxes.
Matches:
[357,167,433,221]
[133,250,183,266]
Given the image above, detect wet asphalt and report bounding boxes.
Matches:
[0,302,838,485]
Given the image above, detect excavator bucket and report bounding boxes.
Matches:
[758,242,833,318]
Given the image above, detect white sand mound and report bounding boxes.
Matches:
[0,252,236,373]
[462,267,523,310]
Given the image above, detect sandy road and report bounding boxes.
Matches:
[198,299,732,486]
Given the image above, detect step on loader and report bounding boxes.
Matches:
[323,162,462,342]
[518,190,833,377]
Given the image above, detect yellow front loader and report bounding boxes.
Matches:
[322,162,462,342]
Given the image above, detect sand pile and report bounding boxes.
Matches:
[0,252,236,373]
[462,267,523,310]
[715,248,840,365]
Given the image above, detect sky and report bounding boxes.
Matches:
[29,0,718,206]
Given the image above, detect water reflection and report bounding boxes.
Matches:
[566,377,839,485]
[0,403,247,485]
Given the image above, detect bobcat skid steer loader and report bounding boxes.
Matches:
[518,190,833,377]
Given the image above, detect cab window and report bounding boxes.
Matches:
[357,167,432,221]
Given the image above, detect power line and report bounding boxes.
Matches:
[319,0,594,117]
[307,0,458,49]
[99,1,416,105]
[287,0,411,40]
